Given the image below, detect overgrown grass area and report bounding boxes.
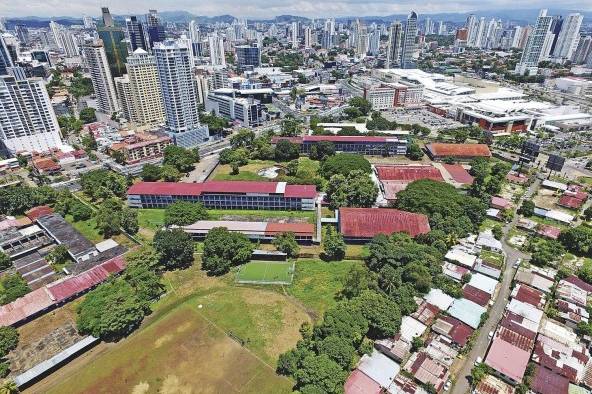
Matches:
[47,301,294,394]
[480,250,505,268]
[287,259,362,319]
[43,260,312,393]
[212,160,278,182]
[64,214,103,243]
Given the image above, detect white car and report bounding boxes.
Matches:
[488,331,494,339]
[474,356,483,366]
[444,380,452,391]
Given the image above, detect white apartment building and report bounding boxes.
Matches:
[0,76,62,155]
[82,41,119,114]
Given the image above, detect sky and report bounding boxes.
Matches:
[0,0,590,18]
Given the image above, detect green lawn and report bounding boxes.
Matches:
[64,214,103,243]
[137,208,165,230]
[237,261,294,284]
[287,259,362,319]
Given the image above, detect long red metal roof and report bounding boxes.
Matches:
[264,222,315,236]
[127,181,317,199]
[375,165,443,182]
[339,207,430,238]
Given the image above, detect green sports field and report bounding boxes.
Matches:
[236,261,295,285]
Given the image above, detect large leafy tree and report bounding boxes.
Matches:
[325,170,378,210]
[0,327,18,357]
[163,145,199,173]
[294,354,348,393]
[275,140,300,162]
[202,227,253,275]
[559,226,592,257]
[76,279,146,340]
[352,290,401,339]
[164,201,208,227]
[320,153,371,179]
[153,229,195,270]
[121,208,139,235]
[273,232,300,258]
[322,226,346,261]
[95,198,123,237]
[0,252,11,271]
[0,274,30,305]
[80,169,128,201]
[315,335,356,369]
[395,179,486,237]
[348,97,372,115]
[140,164,161,181]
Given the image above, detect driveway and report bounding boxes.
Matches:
[452,179,540,393]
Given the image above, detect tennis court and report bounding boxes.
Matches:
[236,261,295,285]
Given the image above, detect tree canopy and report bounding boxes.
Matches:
[320,153,371,179]
[273,232,300,258]
[163,145,199,173]
[202,227,253,275]
[80,169,128,201]
[325,170,378,210]
[164,201,208,227]
[395,179,487,237]
[322,226,346,261]
[153,229,195,270]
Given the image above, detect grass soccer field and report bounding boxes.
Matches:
[236,261,294,285]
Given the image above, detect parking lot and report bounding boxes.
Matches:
[384,108,464,132]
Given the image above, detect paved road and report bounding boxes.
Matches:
[452,179,540,394]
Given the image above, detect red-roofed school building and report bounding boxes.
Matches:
[272,135,408,156]
[127,181,317,211]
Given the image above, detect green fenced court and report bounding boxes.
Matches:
[236,261,295,285]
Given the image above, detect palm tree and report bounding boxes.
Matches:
[0,380,19,394]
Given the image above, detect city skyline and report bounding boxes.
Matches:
[1,2,591,19]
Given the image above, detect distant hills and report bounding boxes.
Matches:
[5,8,590,28]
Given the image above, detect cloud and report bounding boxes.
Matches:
[0,0,589,18]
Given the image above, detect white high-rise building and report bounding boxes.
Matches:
[49,21,78,56]
[401,11,418,69]
[0,75,62,155]
[153,40,208,148]
[438,21,446,35]
[208,33,226,66]
[125,49,164,126]
[291,22,299,49]
[82,41,119,114]
[114,75,132,122]
[515,9,553,75]
[82,15,94,29]
[387,22,403,68]
[466,14,478,47]
[475,17,487,48]
[553,13,583,61]
[189,20,200,43]
[368,31,380,56]
[304,27,312,49]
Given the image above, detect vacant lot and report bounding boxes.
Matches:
[288,259,361,319]
[212,160,277,182]
[45,303,293,394]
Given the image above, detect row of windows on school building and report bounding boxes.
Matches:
[127,193,316,211]
[300,141,408,156]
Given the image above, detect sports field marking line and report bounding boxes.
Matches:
[262,261,270,282]
[192,305,283,375]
